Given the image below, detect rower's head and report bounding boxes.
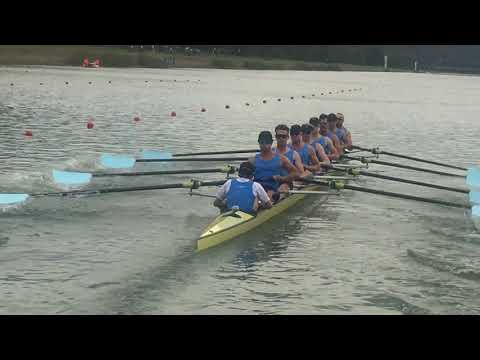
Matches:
[336,113,345,128]
[290,125,302,145]
[319,117,328,135]
[301,124,313,144]
[258,131,274,152]
[238,161,255,180]
[274,124,290,147]
[309,117,321,133]
[327,113,338,131]
[319,114,328,122]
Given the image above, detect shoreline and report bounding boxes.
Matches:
[1,46,478,77]
[0,45,403,73]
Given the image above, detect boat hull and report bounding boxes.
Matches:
[197,184,328,251]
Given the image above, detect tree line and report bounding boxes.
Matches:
[104,45,480,72]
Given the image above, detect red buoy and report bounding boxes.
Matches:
[24,130,33,137]
[171,111,177,117]
[134,116,141,122]
[87,119,94,129]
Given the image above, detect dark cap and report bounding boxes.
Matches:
[319,113,328,120]
[301,124,313,134]
[238,162,255,178]
[290,125,302,135]
[309,117,320,127]
[258,131,273,144]
[328,113,338,122]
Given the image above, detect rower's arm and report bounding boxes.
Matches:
[332,134,344,155]
[304,145,320,173]
[314,143,331,167]
[327,138,340,161]
[292,151,306,178]
[346,131,353,149]
[276,155,298,184]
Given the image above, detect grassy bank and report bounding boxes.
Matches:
[0,45,400,72]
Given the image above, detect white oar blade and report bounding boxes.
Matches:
[52,170,92,186]
[100,154,136,169]
[0,194,29,205]
[470,192,480,205]
[140,150,173,160]
[467,167,480,190]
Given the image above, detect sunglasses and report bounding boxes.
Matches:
[290,132,301,136]
[275,134,289,139]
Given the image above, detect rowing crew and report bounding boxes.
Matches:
[214,113,353,214]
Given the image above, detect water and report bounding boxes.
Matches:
[0,65,479,314]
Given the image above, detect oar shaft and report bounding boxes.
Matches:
[352,146,467,171]
[342,183,470,209]
[137,157,250,163]
[31,181,226,198]
[92,168,229,178]
[311,179,469,209]
[357,171,470,194]
[174,150,258,157]
[380,151,467,171]
[345,156,465,178]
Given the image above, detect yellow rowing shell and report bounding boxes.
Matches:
[197,183,330,251]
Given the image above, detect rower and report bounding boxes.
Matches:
[309,117,335,165]
[214,162,272,214]
[249,131,298,202]
[318,117,340,161]
[336,113,353,150]
[289,124,322,175]
[326,113,344,154]
[273,124,306,177]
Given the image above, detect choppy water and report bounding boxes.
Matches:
[0,65,479,314]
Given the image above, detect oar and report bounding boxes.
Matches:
[0,180,226,206]
[344,156,466,178]
[307,179,470,209]
[322,165,470,194]
[52,166,237,186]
[352,146,468,171]
[100,153,250,169]
[467,167,480,190]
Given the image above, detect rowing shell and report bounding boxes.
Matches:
[197,168,347,251]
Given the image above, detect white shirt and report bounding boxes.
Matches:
[216,178,270,204]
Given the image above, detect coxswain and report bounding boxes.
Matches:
[214,162,272,214]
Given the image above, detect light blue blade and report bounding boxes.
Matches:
[52,170,92,186]
[467,167,480,190]
[100,154,136,169]
[473,206,480,217]
[140,150,173,160]
[0,194,29,205]
[473,206,480,231]
[470,192,480,205]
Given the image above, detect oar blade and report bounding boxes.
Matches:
[470,192,480,205]
[140,150,173,160]
[0,194,30,205]
[100,154,136,169]
[467,167,480,190]
[52,170,92,186]
[473,205,480,231]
